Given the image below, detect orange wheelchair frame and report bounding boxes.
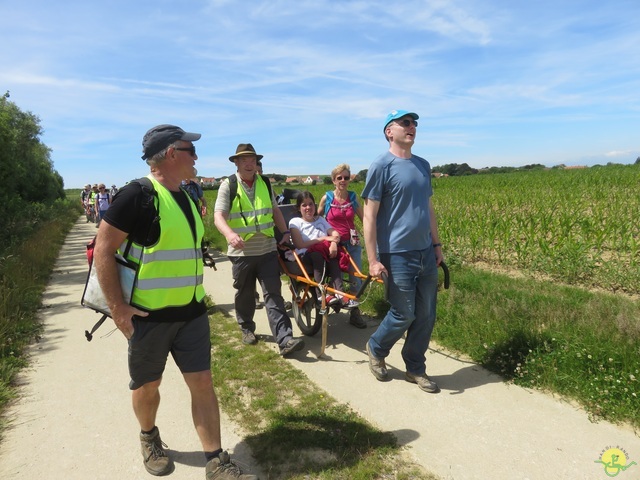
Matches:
[276,204,381,356]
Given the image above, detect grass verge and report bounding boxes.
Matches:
[208,303,436,480]
[0,199,80,431]
[433,262,640,428]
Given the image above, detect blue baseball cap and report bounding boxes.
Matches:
[383,110,419,133]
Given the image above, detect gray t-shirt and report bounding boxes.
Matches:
[361,151,433,253]
[214,176,278,257]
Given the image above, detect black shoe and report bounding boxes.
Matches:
[242,330,258,345]
[349,309,367,329]
[280,338,305,356]
[255,292,264,309]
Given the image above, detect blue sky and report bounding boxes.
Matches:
[2,0,639,188]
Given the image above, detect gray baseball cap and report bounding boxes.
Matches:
[141,124,201,160]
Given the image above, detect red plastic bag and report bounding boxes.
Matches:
[86,236,96,266]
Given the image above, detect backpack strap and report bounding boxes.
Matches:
[128,177,160,246]
[323,191,334,216]
[324,190,357,216]
[229,174,273,202]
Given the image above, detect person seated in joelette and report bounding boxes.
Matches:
[288,191,358,309]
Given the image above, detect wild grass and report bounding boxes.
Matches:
[435,265,639,426]
[208,303,435,479]
[0,198,80,420]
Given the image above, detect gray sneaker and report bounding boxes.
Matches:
[140,426,173,476]
[205,451,259,479]
[241,330,258,345]
[405,371,440,393]
[365,342,388,381]
[280,338,305,356]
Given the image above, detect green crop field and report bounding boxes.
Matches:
[434,165,640,295]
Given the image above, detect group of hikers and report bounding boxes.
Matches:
[91,109,442,479]
[80,183,118,227]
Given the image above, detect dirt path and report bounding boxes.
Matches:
[0,219,261,479]
[1,218,639,479]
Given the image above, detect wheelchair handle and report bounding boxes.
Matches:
[440,261,450,289]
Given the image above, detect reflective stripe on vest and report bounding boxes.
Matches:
[227,176,275,240]
[121,175,205,310]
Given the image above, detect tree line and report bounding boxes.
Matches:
[0,92,66,249]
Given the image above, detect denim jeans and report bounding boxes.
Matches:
[345,242,363,292]
[368,247,438,375]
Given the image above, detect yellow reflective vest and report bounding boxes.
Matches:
[121,175,205,310]
[227,175,275,240]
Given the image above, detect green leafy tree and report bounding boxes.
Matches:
[0,94,65,248]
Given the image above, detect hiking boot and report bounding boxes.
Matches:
[205,450,258,479]
[405,371,440,393]
[349,309,367,329]
[140,426,173,476]
[241,330,258,345]
[280,338,305,356]
[365,342,388,381]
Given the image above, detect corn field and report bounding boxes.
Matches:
[206,164,639,296]
[433,165,640,295]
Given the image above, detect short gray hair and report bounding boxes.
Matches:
[146,142,179,167]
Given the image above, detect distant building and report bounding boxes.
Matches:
[199,176,217,187]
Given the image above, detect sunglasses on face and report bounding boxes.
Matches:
[396,119,418,128]
[174,146,196,157]
[335,175,350,181]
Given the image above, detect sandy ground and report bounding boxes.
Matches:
[1,217,639,479]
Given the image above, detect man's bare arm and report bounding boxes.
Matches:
[363,198,386,277]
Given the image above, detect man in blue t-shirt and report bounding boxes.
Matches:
[361,109,444,393]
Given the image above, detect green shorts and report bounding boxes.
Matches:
[128,313,211,390]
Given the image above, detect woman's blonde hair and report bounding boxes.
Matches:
[331,163,351,180]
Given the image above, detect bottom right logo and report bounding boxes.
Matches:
[594,446,637,477]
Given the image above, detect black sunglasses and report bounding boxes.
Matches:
[335,175,350,181]
[174,146,196,156]
[397,119,418,128]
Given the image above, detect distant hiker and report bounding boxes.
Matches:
[362,110,444,393]
[110,184,118,197]
[80,184,93,222]
[94,183,111,227]
[93,124,257,479]
[182,176,208,217]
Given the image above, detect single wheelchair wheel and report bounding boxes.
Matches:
[292,295,322,336]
